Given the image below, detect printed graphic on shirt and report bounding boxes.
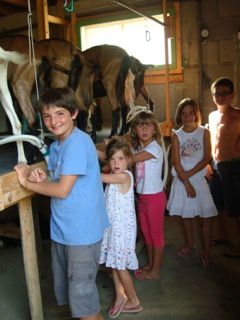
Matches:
[180,137,202,158]
[135,161,145,189]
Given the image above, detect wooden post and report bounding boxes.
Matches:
[19,197,44,320]
[36,0,50,40]
[70,11,77,46]
[161,0,172,137]
[0,162,46,320]
[36,0,76,44]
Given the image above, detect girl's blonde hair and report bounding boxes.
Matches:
[175,98,201,128]
[105,137,132,168]
[130,111,162,149]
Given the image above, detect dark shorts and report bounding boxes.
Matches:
[217,159,240,218]
[51,240,101,318]
[208,169,225,211]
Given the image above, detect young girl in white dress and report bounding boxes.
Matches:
[167,98,217,267]
[99,137,142,318]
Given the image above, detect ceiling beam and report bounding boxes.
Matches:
[1,0,28,8]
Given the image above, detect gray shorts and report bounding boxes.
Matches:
[51,240,102,318]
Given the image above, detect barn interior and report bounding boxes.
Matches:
[0,1,240,319]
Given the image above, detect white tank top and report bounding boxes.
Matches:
[172,126,207,179]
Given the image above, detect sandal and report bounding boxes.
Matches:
[134,269,145,280]
[224,248,240,258]
[200,253,209,268]
[122,304,143,313]
[211,239,228,246]
[108,299,127,319]
[177,246,195,257]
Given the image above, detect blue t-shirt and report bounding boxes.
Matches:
[48,127,109,245]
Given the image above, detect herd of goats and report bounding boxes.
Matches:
[0,35,154,163]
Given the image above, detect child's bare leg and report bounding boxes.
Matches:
[223,217,240,257]
[138,243,153,271]
[107,270,128,318]
[213,209,228,242]
[112,269,128,305]
[178,218,195,256]
[139,247,163,280]
[225,216,240,250]
[219,210,229,241]
[150,247,163,277]
[201,217,214,267]
[81,312,104,320]
[183,217,194,247]
[117,269,141,308]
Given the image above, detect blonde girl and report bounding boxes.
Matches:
[130,110,167,280]
[167,98,217,267]
[99,137,142,318]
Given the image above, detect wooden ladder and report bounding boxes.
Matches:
[36,0,77,44]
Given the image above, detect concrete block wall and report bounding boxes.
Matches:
[200,0,240,122]
[0,0,240,130]
[140,0,240,126]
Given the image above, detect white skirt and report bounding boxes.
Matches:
[167,176,218,218]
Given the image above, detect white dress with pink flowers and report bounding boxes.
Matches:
[99,170,138,270]
[167,126,217,218]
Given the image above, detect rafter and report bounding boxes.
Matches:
[2,0,28,8]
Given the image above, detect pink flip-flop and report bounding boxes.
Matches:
[108,299,127,319]
[134,269,145,280]
[177,246,195,257]
[122,304,143,313]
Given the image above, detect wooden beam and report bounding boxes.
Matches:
[0,223,21,239]
[1,0,27,8]
[0,6,20,16]
[36,0,50,39]
[36,0,76,44]
[162,0,172,137]
[145,73,183,84]
[48,14,69,26]
[0,161,46,319]
[69,12,77,45]
[0,161,46,211]
[113,0,166,26]
[19,197,44,320]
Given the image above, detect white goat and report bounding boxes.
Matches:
[0,47,48,164]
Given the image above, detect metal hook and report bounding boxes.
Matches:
[145,30,151,41]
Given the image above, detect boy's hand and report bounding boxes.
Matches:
[28,168,47,183]
[205,164,214,181]
[14,163,31,187]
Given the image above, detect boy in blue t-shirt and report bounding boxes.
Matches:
[15,87,108,320]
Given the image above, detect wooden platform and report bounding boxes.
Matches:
[0,160,46,320]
